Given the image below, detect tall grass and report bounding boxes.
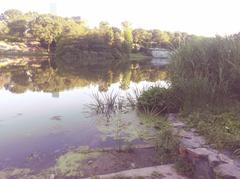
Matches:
[88,91,125,118]
[169,36,240,111]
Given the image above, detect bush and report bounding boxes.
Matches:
[137,87,182,114]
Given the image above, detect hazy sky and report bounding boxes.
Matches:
[1,0,240,36]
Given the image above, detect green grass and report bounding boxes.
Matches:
[182,110,240,154]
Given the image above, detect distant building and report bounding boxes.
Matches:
[150,48,170,59]
[49,2,57,15]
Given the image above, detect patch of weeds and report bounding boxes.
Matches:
[151,171,164,178]
[121,142,134,153]
[138,114,179,163]
[174,157,194,177]
[91,176,100,179]
[55,150,101,177]
[0,168,32,179]
[155,128,179,163]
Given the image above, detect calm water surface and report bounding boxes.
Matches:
[0,59,168,170]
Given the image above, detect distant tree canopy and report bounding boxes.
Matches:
[0,9,201,53]
[29,15,63,50]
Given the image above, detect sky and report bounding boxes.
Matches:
[0,0,240,37]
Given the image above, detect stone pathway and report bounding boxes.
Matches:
[84,164,188,179]
[168,113,240,179]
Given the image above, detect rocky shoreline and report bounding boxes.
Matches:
[168,113,240,179]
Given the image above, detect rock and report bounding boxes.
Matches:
[172,121,185,128]
[188,148,212,158]
[178,129,193,139]
[208,153,223,167]
[88,160,93,165]
[131,163,136,168]
[218,154,234,165]
[167,114,240,179]
[181,137,202,149]
[190,128,197,133]
[214,163,240,179]
[50,174,55,179]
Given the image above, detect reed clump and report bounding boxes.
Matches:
[169,36,240,111]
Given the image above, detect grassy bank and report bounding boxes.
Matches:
[136,36,240,153]
[182,110,240,154]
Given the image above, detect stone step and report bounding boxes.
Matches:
[168,113,240,179]
[83,164,188,179]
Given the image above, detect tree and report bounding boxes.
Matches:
[8,19,27,37]
[29,15,63,51]
[0,21,8,35]
[112,27,123,48]
[61,18,86,36]
[132,28,152,47]
[98,21,114,45]
[121,21,133,45]
[4,9,23,22]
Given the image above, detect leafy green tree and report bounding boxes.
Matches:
[98,21,114,45]
[132,28,152,47]
[0,21,8,34]
[4,9,23,21]
[29,15,63,51]
[8,19,27,37]
[151,30,171,48]
[61,18,86,36]
[24,12,39,21]
[121,21,133,45]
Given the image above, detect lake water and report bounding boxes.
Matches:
[0,58,168,171]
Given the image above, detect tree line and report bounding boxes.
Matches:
[0,9,202,56]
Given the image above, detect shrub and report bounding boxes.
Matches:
[137,87,182,115]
